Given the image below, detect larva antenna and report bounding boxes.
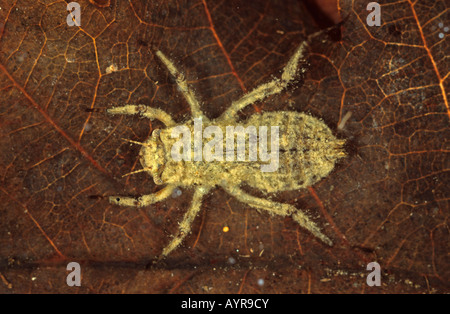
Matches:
[122,168,152,177]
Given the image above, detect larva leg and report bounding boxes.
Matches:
[217,40,309,122]
[155,51,208,121]
[218,28,332,123]
[160,186,210,257]
[221,184,332,246]
[109,184,177,207]
[107,104,176,127]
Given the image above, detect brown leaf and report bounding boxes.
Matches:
[0,0,448,293]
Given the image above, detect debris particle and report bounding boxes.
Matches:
[337,111,352,130]
[106,64,118,74]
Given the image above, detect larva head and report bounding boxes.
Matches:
[139,129,166,185]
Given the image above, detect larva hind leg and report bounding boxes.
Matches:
[221,183,332,246]
[217,28,332,123]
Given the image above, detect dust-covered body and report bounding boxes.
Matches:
[143,112,344,193]
[108,29,345,258]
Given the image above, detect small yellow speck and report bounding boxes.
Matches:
[106,64,118,74]
[223,226,229,233]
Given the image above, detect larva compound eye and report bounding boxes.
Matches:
[152,129,162,138]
